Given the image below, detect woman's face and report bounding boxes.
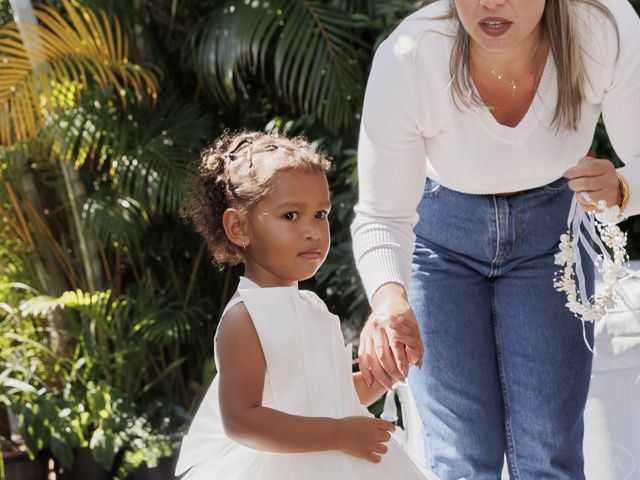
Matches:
[455,0,546,55]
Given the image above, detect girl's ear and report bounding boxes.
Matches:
[222,208,250,248]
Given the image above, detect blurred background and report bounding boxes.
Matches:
[0,0,638,478]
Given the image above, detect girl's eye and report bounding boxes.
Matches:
[283,212,298,220]
[315,211,328,220]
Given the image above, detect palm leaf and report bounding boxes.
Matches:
[82,189,148,247]
[19,288,117,319]
[39,94,211,218]
[0,0,158,145]
[113,100,212,215]
[123,281,199,345]
[187,0,366,131]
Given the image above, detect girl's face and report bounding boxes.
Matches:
[243,169,331,287]
[455,0,546,55]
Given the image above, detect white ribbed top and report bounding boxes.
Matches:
[352,0,640,301]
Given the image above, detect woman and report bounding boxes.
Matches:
[351,0,640,478]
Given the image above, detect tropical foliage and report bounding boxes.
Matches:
[0,0,639,476]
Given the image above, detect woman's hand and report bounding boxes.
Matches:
[563,155,622,211]
[336,416,395,463]
[358,283,424,390]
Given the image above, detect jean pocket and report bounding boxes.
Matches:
[542,177,569,194]
[423,178,442,198]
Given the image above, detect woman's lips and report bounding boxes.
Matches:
[479,17,512,37]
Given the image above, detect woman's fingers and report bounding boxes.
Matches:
[564,156,620,209]
[360,315,398,389]
[360,288,423,387]
[388,322,409,377]
[407,346,423,369]
[367,352,394,390]
[390,315,424,367]
[372,327,403,387]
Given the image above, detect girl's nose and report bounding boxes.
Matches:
[304,222,321,240]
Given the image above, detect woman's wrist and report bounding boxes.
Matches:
[371,282,408,309]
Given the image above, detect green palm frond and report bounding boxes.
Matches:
[40,94,211,217]
[131,303,196,345]
[113,101,212,215]
[123,281,201,345]
[82,190,148,247]
[0,0,159,145]
[40,90,134,170]
[187,0,366,131]
[19,288,119,319]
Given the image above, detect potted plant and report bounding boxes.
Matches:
[0,388,51,480]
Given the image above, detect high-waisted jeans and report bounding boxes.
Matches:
[408,177,594,480]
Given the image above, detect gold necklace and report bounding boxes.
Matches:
[474,43,542,96]
[489,66,532,93]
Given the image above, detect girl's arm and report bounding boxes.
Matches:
[352,372,387,407]
[216,302,395,463]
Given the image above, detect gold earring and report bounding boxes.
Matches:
[242,240,246,251]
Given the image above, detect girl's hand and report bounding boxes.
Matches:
[563,155,622,212]
[358,283,424,390]
[336,416,395,463]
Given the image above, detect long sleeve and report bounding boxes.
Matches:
[601,0,640,217]
[351,36,428,302]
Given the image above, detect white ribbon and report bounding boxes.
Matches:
[560,192,632,352]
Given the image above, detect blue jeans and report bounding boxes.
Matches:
[408,178,594,480]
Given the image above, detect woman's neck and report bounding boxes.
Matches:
[470,26,545,79]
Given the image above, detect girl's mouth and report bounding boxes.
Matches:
[298,251,321,260]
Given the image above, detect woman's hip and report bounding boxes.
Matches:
[414,177,573,275]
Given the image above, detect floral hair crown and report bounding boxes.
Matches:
[554,193,633,347]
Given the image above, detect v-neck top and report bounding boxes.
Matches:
[353,0,640,300]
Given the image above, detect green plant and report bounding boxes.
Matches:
[0,282,189,472]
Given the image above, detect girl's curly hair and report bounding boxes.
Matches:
[181,131,331,265]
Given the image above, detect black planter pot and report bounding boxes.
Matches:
[57,447,110,480]
[0,406,11,440]
[2,449,50,480]
[127,453,178,480]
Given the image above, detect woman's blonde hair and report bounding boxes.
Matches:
[424,0,619,131]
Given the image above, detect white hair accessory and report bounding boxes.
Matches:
[554,192,636,349]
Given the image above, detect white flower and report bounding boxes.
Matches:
[566,301,583,314]
[595,205,622,225]
[554,250,574,266]
[581,310,604,322]
[554,194,631,325]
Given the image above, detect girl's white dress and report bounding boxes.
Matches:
[175,277,435,479]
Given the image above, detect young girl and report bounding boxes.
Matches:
[174,131,435,479]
